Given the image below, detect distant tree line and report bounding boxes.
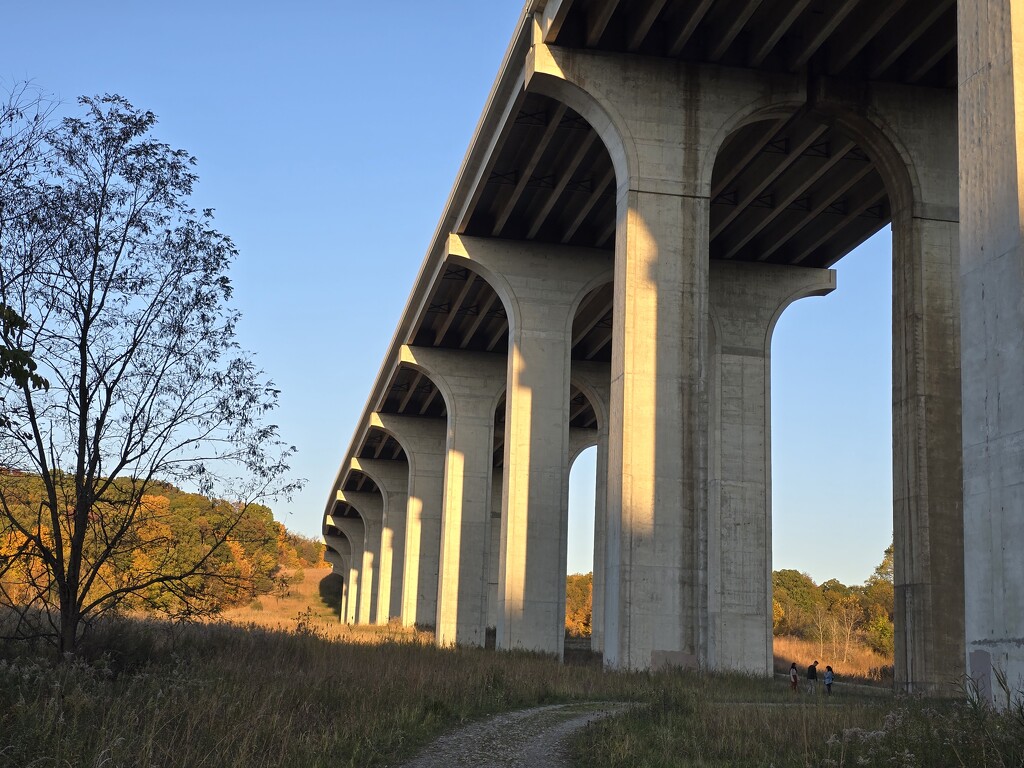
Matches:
[564,544,895,657]
[773,544,894,660]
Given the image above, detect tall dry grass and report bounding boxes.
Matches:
[773,634,893,684]
[0,611,645,768]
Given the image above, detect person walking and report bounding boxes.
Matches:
[806,660,819,694]
[824,665,834,696]
[789,662,799,693]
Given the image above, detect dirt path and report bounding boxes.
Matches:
[398,701,632,768]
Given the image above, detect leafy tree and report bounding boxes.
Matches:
[772,569,822,637]
[0,93,300,653]
[565,572,592,638]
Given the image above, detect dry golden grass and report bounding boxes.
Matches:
[773,634,893,684]
[216,567,434,644]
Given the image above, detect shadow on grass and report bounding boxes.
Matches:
[318,572,344,619]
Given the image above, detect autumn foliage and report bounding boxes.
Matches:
[565,572,593,637]
[0,473,323,619]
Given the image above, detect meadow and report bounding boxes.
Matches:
[1,570,1021,768]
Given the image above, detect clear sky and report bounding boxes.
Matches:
[5,2,892,588]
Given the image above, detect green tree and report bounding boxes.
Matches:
[0,94,300,653]
[861,542,895,655]
[772,569,822,637]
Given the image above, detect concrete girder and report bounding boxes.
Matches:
[350,457,409,624]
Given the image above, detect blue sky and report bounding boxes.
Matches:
[6,2,892,587]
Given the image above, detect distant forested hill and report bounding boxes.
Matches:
[0,473,323,617]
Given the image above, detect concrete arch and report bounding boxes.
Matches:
[525,57,636,197]
[445,249,613,356]
[393,359,455,422]
[699,99,807,199]
[705,93,962,691]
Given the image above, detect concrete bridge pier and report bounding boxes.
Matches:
[337,491,384,625]
[959,0,1024,707]
[399,345,506,647]
[370,412,447,629]
[350,457,409,624]
[528,39,803,670]
[708,261,836,674]
[325,525,361,625]
[448,234,612,656]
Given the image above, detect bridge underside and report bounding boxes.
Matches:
[323,1,1024,705]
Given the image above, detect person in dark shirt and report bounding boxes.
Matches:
[806,659,819,694]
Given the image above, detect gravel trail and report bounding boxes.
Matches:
[398,701,632,768]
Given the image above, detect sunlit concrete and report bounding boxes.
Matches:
[708,261,836,674]
[529,38,803,670]
[337,490,384,625]
[369,412,447,628]
[959,0,1024,707]
[448,234,612,656]
[351,457,409,624]
[400,345,506,647]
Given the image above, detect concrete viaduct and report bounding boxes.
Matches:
[322,0,1022,701]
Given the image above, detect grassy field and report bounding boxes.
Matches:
[1,570,1022,768]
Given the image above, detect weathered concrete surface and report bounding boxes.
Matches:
[399,701,631,768]
[708,261,836,675]
[958,0,1024,706]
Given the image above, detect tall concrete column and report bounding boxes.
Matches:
[337,491,384,625]
[351,457,409,624]
[370,412,447,628]
[448,234,613,656]
[400,345,506,647]
[891,208,964,694]
[527,38,801,670]
[959,0,1024,706]
[708,261,835,674]
[325,528,359,625]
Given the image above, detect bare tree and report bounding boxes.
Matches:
[0,93,300,653]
